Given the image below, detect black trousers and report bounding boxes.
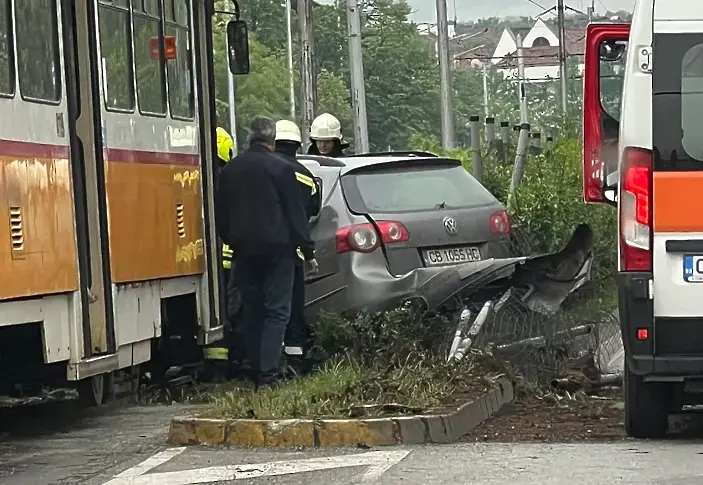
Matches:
[234,254,296,384]
[284,262,309,354]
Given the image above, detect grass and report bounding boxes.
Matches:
[197,355,504,420]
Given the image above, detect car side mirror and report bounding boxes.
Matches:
[227,20,250,75]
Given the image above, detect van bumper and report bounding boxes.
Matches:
[618,271,703,378]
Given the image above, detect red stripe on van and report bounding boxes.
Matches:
[653,171,703,232]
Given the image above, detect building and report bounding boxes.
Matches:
[452,18,586,83]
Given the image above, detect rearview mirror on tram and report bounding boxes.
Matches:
[227,20,250,75]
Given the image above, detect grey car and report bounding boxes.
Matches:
[299,151,512,317]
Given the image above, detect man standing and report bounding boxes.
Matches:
[215,116,315,388]
[274,120,321,371]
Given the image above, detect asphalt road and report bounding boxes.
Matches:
[3,402,703,485]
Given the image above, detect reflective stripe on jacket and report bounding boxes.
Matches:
[222,244,234,269]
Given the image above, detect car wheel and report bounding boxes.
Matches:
[624,362,670,439]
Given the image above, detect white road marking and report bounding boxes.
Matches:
[114,447,186,478]
[102,449,411,485]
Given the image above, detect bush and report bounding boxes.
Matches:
[409,132,617,295]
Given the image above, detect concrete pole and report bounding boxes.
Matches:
[485,117,495,145]
[470,115,482,183]
[482,62,489,118]
[299,0,316,149]
[436,0,454,149]
[557,0,568,114]
[347,0,370,153]
[285,0,295,119]
[516,34,528,124]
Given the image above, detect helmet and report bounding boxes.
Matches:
[275,120,302,144]
[216,127,234,163]
[310,113,343,141]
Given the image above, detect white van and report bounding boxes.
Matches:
[583,1,703,438]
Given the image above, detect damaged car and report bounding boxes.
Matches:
[299,152,513,316]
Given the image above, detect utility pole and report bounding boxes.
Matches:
[298,0,316,148]
[346,0,369,153]
[436,0,454,149]
[516,34,528,123]
[285,0,295,119]
[557,0,568,114]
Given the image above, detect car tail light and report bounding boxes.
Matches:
[620,147,652,272]
[489,210,511,235]
[335,221,409,254]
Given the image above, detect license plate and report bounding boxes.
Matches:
[683,255,703,282]
[423,246,481,267]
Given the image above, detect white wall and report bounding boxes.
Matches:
[523,18,560,48]
[491,28,518,64]
[499,63,584,83]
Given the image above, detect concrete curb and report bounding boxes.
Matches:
[167,377,514,447]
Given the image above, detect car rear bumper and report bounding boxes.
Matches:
[618,271,703,378]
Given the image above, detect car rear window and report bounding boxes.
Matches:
[341,162,497,214]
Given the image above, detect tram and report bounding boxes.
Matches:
[0,0,247,405]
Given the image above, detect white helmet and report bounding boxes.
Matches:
[275,119,302,144]
[310,113,343,141]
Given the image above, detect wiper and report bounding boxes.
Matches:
[435,201,446,209]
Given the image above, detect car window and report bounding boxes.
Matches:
[342,163,497,214]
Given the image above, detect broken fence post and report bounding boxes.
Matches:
[485,117,495,149]
[508,122,530,210]
[470,115,483,183]
[500,121,510,164]
[448,307,472,362]
[546,135,554,152]
[529,132,541,155]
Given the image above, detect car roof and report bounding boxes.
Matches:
[298,152,462,176]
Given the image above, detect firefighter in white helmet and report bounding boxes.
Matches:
[307,113,349,157]
[274,120,321,374]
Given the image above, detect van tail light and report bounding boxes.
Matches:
[335,221,410,254]
[490,210,511,235]
[620,147,652,272]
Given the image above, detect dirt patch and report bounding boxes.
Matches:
[463,389,626,442]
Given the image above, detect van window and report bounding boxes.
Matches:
[600,43,627,122]
[653,33,703,170]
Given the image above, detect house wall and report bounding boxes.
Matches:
[491,28,518,64]
[499,63,584,82]
[523,19,560,48]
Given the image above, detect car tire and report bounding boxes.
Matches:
[624,362,670,439]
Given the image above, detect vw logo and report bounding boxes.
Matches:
[443,216,458,235]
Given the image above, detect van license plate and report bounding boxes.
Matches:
[423,246,480,267]
[683,255,703,282]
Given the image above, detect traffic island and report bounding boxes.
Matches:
[167,377,514,447]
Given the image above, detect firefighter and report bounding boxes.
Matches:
[306,113,349,157]
[203,127,236,378]
[215,116,316,388]
[274,120,321,373]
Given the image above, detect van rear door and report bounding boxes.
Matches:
[651,9,703,354]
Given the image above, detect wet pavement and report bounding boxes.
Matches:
[3,402,703,485]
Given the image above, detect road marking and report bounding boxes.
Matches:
[103,449,411,485]
[114,447,186,478]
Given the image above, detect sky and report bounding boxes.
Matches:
[326,0,638,23]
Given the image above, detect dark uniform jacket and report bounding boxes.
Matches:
[274,148,321,220]
[215,143,314,261]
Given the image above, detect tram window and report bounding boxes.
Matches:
[98,1,135,111]
[0,0,13,96]
[132,0,166,115]
[165,1,194,119]
[14,0,61,103]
